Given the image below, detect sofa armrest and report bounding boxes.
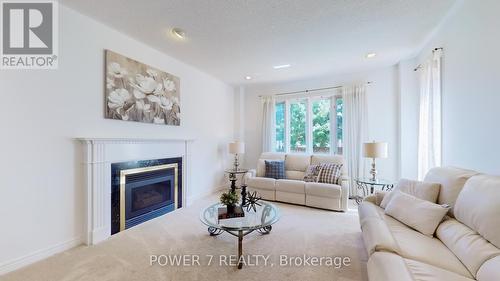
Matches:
[364,195,378,205]
[339,176,350,211]
[243,169,256,184]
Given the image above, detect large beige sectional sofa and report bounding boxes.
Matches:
[359,167,500,281]
[245,153,349,211]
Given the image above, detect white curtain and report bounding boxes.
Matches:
[418,49,443,180]
[342,85,367,197]
[261,96,276,153]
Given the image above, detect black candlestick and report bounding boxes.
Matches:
[241,185,247,206]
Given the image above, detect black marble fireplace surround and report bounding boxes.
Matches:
[111,157,182,235]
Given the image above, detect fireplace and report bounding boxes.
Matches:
[111,157,182,234]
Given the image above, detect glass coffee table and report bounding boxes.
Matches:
[200,202,280,269]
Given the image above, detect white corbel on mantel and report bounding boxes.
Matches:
[78,137,194,245]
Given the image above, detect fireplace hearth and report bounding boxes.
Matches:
[111,157,182,234]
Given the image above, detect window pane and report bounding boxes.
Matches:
[275,102,285,152]
[336,98,343,154]
[290,100,307,153]
[312,99,330,154]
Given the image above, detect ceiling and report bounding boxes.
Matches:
[63,0,456,86]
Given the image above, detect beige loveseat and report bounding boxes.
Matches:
[245,153,349,211]
[359,167,500,281]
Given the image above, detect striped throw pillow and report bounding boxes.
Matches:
[317,163,343,185]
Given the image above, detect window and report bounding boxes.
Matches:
[312,99,331,153]
[289,100,307,153]
[275,102,285,152]
[275,96,343,154]
[335,98,343,154]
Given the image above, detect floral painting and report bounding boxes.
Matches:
[105,50,180,125]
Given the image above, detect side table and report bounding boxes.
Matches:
[355,178,394,204]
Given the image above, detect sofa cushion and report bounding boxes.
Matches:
[454,174,500,249]
[380,178,440,209]
[424,166,478,217]
[305,182,342,198]
[385,214,473,278]
[285,170,305,180]
[256,153,286,177]
[368,252,475,281]
[358,201,473,278]
[477,256,500,281]
[311,155,343,166]
[246,177,275,191]
[276,179,305,194]
[264,160,285,179]
[384,191,449,236]
[317,163,343,184]
[436,218,500,277]
[285,154,311,172]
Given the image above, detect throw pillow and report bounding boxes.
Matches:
[303,164,321,182]
[264,160,285,179]
[380,178,441,209]
[317,163,343,185]
[384,191,449,236]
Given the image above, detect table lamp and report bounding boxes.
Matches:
[228,141,245,171]
[363,141,388,181]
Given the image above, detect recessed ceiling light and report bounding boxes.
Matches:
[366,53,377,59]
[171,28,186,39]
[245,76,252,80]
[273,64,291,69]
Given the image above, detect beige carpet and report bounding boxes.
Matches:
[2,194,368,281]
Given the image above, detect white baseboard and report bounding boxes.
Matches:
[0,236,82,276]
[186,185,226,206]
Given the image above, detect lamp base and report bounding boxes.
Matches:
[233,154,240,171]
[370,158,377,182]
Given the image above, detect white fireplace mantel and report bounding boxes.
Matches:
[78,137,194,245]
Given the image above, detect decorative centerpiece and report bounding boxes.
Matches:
[242,191,262,212]
[220,191,239,213]
[218,191,244,220]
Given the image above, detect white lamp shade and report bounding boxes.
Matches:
[363,142,388,158]
[228,141,245,154]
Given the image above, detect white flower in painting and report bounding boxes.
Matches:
[159,96,173,110]
[153,117,165,124]
[136,99,151,112]
[121,113,129,121]
[108,62,128,78]
[171,96,179,105]
[106,77,115,89]
[132,74,158,94]
[147,94,161,104]
[133,89,146,99]
[146,68,158,78]
[163,78,176,92]
[108,88,131,109]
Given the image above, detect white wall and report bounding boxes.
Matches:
[397,58,419,179]
[241,66,400,181]
[0,5,234,272]
[403,0,500,175]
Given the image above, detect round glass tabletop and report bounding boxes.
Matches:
[224,168,249,174]
[200,202,280,231]
[356,178,394,185]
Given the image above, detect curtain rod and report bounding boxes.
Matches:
[413,47,443,71]
[259,81,373,98]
